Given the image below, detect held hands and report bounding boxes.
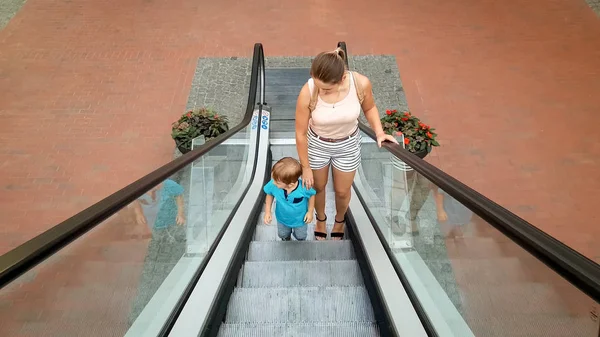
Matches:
[376,133,399,148]
[264,212,273,225]
[302,167,314,189]
[304,212,313,224]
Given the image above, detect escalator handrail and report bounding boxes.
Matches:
[336,40,600,302]
[0,43,267,289]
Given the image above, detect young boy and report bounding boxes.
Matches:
[263,157,316,241]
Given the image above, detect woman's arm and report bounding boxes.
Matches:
[295,83,312,169]
[356,73,385,136]
[295,83,315,188]
[356,73,398,147]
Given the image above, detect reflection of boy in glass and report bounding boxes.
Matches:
[133,179,185,230]
[128,179,186,325]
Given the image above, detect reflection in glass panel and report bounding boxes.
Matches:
[0,124,256,337]
[356,131,599,336]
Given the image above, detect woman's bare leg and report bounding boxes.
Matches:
[312,165,330,240]
[331,167,357,240]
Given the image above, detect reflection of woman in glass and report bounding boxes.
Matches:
[128,179,186,325]
[435,188,473,239]
[389,159,430,235]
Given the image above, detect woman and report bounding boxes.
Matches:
[295,48,397,240]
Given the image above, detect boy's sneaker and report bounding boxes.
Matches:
[282,236,291,241]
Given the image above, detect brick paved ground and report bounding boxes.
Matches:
[0,0,599,258]
[1,0,600,334]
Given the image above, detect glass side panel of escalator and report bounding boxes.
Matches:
[0,123,256,337]
[354,131,599,337]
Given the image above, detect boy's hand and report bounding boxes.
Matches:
[264,212,272,225]
[135,212,147,226]
[304,212,313,224]
[437,210,448,222]
[176,214,186,226]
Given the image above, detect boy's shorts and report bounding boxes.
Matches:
[277,222,308,241]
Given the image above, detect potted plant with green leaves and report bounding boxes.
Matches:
[381,109,439,159]
[171,108,229,154]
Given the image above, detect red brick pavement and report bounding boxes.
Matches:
[1,0,600,334]
[1,0,600,257]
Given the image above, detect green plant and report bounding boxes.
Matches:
[171,108,229,152]
[380,109,439,154]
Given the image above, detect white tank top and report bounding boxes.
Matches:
[307,72,361,139]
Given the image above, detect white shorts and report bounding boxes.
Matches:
[307,128,362,172]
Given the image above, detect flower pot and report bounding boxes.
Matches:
[178,145,191,154]
[391,146,429,172]
[413,148,429,159]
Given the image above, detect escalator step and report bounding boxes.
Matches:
[225,287,375,323]
[241,260,363,287]
[247,241,355,261]
[217,322,380,337]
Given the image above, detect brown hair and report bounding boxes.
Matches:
[271,157,303,185]
[310,48,347,84]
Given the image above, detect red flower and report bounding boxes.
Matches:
[386,110,392,115]
[404,112,410,116]
[404,138,410,145]
[427,132,433,138]
[391,109,398,113]
[187,113,192,118]
[396,131,403,136]
[401,117,408,122]
[214,114,219,118]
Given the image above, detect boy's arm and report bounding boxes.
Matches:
[307,195,315,214]
[433,186,444,209]
[132,200,147,225]
[265,194,274,214]
[175,195,185,224]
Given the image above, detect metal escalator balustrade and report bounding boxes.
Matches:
[216,148,379,336]
[334,41,600,337]
[0,43,266,337]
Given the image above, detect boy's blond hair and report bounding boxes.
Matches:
[272,157,302,185]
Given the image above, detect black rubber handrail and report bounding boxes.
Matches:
[0,43,267,289]
[339,37,600,302]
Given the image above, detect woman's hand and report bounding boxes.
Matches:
[302,167,314,189]
[376,133,399,148]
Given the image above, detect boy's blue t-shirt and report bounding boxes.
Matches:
[263,178,316,228]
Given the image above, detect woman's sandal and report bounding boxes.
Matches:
[331,218,345,240]
[314,215,328,241]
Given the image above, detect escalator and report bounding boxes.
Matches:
[0,42,599,337]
